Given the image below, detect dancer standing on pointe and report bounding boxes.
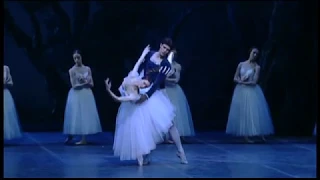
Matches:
[137,38,188,164]
[64,50,102,145]
[164,50,195,143]
[4,65,22,140]
[226,47,274,143]
[105,45,174,166]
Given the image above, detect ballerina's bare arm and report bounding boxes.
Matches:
[5,66,13,86]
[118,46,149,96]
[132,45,150,73]
[233,63,242,83]
[69,69,78,88]
[241,65,261,85]
[166,63,181,83]
[105,78,139,102]
[107,89,139,102]
[251,65,261,84]
[85,67,94,87]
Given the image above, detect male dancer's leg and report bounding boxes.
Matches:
[143,123,188,165]
[168,124,188,164]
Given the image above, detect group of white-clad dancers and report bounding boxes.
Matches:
[3,37,317,166]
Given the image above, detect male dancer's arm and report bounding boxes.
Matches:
[136,60,171,104]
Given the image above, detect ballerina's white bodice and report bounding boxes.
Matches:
[240,65,255,81]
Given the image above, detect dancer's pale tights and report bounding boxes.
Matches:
[169,124,184,152]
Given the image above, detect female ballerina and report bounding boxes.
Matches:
[64,50,102,145]
[4,65,22,140]
[165,50,195,143]
[105,45,178,166]
[226,47,274,143]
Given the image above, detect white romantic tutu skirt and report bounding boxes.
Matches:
[4,88,22,140]
[63,88,102,135]
[113,90,175,161]
[226,84,274,136]
[165,83,195,136]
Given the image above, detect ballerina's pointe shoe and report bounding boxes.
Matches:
[64,136,73,144]
[75,140,87,145]
[244,137,255,144]
[137,156,144,166]
[176,151,188,164]
[164,140,174,144]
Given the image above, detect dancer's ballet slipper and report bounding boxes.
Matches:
[137,156,144,166]
[64,135,73,144]
[244,137,254,143]
[176,151,188,164]
[75,140,87,145]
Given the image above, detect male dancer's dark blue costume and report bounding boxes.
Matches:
[138,51,171,100]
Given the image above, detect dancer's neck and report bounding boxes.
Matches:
[156,52,165,60]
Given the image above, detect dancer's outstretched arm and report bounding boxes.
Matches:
[107,89,138,102]
[132,45,150,74]
[105,78,139,102]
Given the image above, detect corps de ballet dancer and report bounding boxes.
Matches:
[226,47,274,143]
[64,50,102,145]
[164,50,195,143]
[105,45,174,166]
[4,65,22,140]
[136,38,188,164]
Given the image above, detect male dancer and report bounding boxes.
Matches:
[137,37,188,164]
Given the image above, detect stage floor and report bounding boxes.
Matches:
[4,132,317,178]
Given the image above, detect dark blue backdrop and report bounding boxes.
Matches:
[3,1,318,135]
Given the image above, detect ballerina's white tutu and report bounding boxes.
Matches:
[64,88,102,135]
[4,88,22,140]
[226,84,274,136]
[165,82,195,137]
[113,84,175,161]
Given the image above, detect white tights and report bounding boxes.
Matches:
[168,124,184,152]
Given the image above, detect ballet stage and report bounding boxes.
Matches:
[4,132,316,178]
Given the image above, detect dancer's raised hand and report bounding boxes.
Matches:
[141,45,150,57]
[105,78,112,90]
